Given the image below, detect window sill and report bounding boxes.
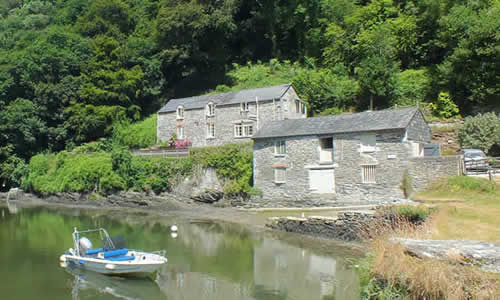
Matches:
[206,137,215,140]
[274,154,286,157]
[176,118,184,121]
[234,136,251,139]
[274,181,286,185]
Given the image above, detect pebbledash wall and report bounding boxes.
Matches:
[157,87,305,147]
[251,115,460,208]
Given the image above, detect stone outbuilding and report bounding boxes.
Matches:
[251,107,461,207]
[157,84,307,147]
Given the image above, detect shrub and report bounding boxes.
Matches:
[72,138,113,153]
[447,176,496,193]
[458,112,500,155]
[112,115,157,149]
[191,143,253,195]
[399,169,412,199]
[428,91,460,119]
[99,171,126,194]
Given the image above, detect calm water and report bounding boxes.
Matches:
[0,202,361,300]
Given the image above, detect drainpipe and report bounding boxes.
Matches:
[256,96,259,129]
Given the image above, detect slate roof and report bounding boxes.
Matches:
[158,84,293,113]
[252,107,421,139]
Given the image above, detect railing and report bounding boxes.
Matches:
[132,148,190,157]
[462,156,500,181]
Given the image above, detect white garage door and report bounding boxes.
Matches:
[309,169,335,193]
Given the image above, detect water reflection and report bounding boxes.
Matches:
[0,205,360,300]
[66,265,166,300]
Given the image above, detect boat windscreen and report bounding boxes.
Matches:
[102,235,126,249]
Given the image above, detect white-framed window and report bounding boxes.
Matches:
[274,167,286,184]
[206,102,215,117]
[241,102,249,112]
[176,106,184,119]
[244,125,253,136]
[274,140,286,155]
[301,103,306,114]
[360,135,376,152]
[206,123,215,138]
[295,100,300,113]
[177,126,184,139]
[361,164,376,183]
[234,124,253,137]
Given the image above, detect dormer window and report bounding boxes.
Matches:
[176,106,184,119]
[241,102,249,112]
[206,102,215,117]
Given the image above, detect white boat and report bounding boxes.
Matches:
[60,227,167,277]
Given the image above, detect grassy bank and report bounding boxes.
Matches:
[359,176,500,299]
[21,143,254,197]
[413,176,500,242]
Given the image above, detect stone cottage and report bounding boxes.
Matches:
[251,107,460,207]
[157,84,307,147]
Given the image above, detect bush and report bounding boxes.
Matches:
[191,143,254,195]
[72,138,113,153]
[113,115,157,149]
[428,92,460,119]
[458,112,500,155]
[447,176,496,193]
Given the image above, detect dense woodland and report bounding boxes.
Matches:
[0,0,499,190]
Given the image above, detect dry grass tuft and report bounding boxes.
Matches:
[360,211,499,299]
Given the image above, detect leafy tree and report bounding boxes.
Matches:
[437,4,500,108]
[392,69,431,106]
[75,0,134,37]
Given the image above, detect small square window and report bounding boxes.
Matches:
[274,168,286,184]
[274,140,286,155]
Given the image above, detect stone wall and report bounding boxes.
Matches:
[157,87,306,147]
[408,156,461,191]
[334,130,409,203]
[266,212,375,241]
[253,136,339,207]
[252,130,414,207]
[406,110,432,143]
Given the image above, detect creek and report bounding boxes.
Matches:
[0,203,361,300]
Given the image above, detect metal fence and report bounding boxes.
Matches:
[462,156,500,182]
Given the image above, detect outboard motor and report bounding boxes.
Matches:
[79,237,93,254]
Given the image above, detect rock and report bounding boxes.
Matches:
[392,238,500,273]
[191,189,224,204]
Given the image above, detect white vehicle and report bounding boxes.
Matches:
[60,228,167,277]
[459,149,489,172]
